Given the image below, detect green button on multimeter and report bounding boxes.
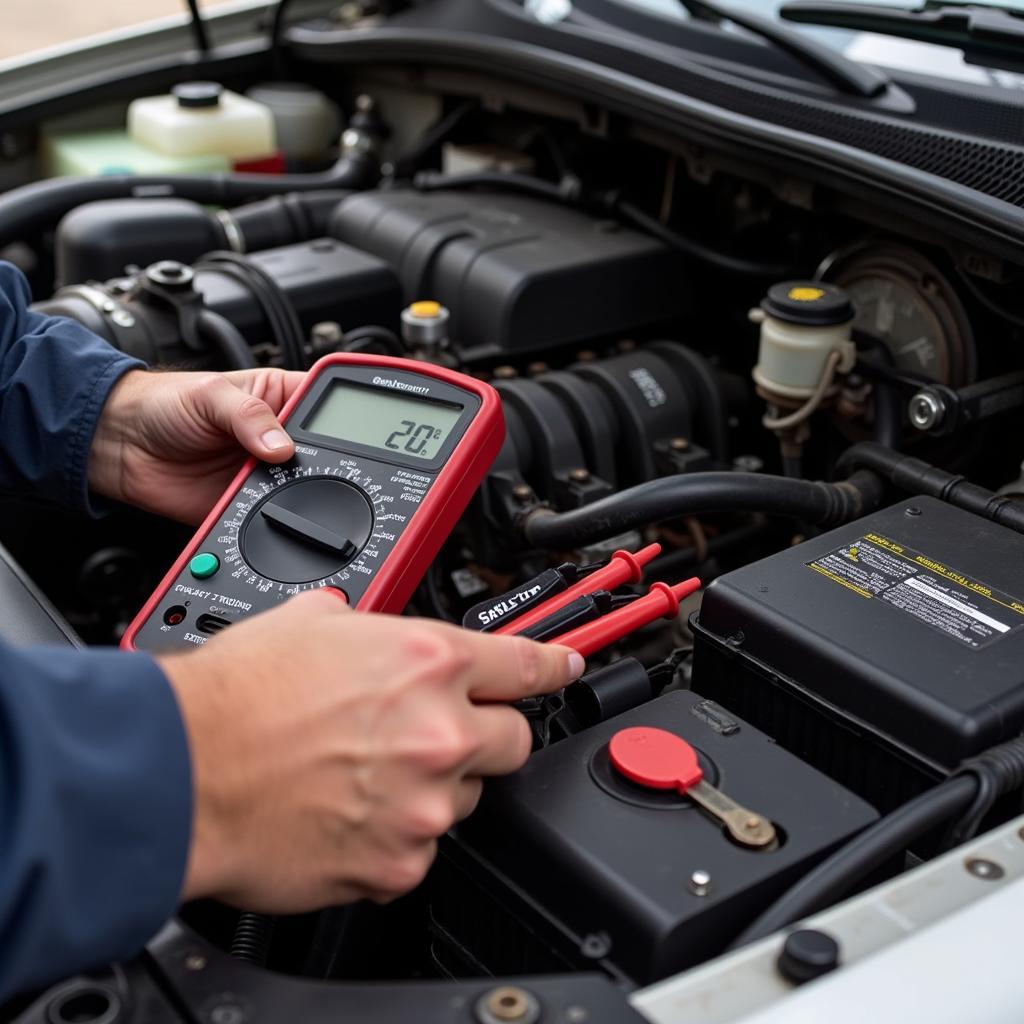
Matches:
[189,552,220,579]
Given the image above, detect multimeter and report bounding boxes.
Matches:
[122,353,504,652]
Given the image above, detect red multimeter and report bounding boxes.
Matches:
[122,353,504,652]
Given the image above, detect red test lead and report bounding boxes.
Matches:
[547,577,701,657]
[496,543,662,636]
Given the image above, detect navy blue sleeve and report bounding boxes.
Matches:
[0,643,192,999]
[0,263,192,997]
[0,260,143,514]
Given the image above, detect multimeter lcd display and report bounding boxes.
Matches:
[304,381,463,460]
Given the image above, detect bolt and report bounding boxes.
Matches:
[744,816,763,831]
[565,1008,588,1024]
[670,437,690,452]
[575,350,597,363]
[526,361,548,376]
[688,869,712,896]
[485,987,532,1022]
[475,986,541,1024]
[311,321,345,345]
[210,1005,245,1024]
[512,484,534,502]
[908,390,946,431]
[579,932,612,959]
[355,93,375,112]
[905,506,922,517]
[184,953,207,971]
[493,365,518,380]
[110,308,136,328]
[733,454,764,474]
[569,468,591,483]
[966,857,1005,880]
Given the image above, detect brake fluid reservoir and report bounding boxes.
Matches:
[128,82,276,161]
[751,282,856,399]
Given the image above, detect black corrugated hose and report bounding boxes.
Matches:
[837,442,1024,535]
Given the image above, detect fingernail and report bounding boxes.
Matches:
[568,651,585,679]
[261,428,291,450]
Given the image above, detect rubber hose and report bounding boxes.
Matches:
[837,442,1024,535]
[731,774,978,948]
[196,309,256,370]
[230,190,352,252]
[0,152,378,248]
[521,469,885,549]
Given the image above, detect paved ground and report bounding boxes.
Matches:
[3,0,236,61]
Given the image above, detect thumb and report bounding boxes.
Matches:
[192,377,296,463]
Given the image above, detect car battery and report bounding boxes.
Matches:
[435,690,876,985]
[693,496,1024,810]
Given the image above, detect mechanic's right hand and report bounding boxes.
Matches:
[157,590,584,912]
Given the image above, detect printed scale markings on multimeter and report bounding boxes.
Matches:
[122,354,505,652]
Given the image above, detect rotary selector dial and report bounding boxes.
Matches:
[240,477,373,584]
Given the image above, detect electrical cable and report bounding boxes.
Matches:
[195,309,257,369]
[733,734,1024,946]
[183,0,210,53]
[270,0,298,78]
[343,325,406,356]
[521,469,885,549]
[730,775,977,948]
[762,349,843,431]
[196,252,309,369]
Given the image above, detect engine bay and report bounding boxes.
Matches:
[7,23,1024,1017]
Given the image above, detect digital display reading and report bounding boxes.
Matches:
[304,381,463,460]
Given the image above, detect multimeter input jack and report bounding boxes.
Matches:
[196,613,233,636]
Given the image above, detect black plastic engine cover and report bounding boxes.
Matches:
[328,190,688,359]
[445,690,876,984]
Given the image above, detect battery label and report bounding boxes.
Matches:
[806,532,1024,649]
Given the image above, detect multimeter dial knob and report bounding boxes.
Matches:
[240,478,373,584]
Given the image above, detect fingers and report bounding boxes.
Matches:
[464,704,533,776]
[192,375,296,463]
[225,368,307,414]
[454,777,484,821]
[449,629,584,702]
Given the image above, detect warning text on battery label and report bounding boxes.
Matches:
[806,534,1024,649]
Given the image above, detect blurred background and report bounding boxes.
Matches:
[3,0,240,61]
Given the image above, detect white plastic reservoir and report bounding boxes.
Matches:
[128,82,276,161]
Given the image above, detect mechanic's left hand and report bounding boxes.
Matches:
[89,368,305,524]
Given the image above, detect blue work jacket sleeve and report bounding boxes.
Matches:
[0,261,144,514]
[0,643,192,1001]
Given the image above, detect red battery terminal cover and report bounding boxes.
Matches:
[608,726,704,793]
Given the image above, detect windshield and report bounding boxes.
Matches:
[3,0,243,61]
[603,0,1024,87]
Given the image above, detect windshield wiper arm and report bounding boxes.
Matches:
[781,1,1024,73]
[673,0,900,101]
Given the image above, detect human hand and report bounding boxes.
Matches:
[158,590,584,911]
[89,368,305,524]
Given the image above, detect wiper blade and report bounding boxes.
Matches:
[781,1,1024,73]
[673,0,905,103]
